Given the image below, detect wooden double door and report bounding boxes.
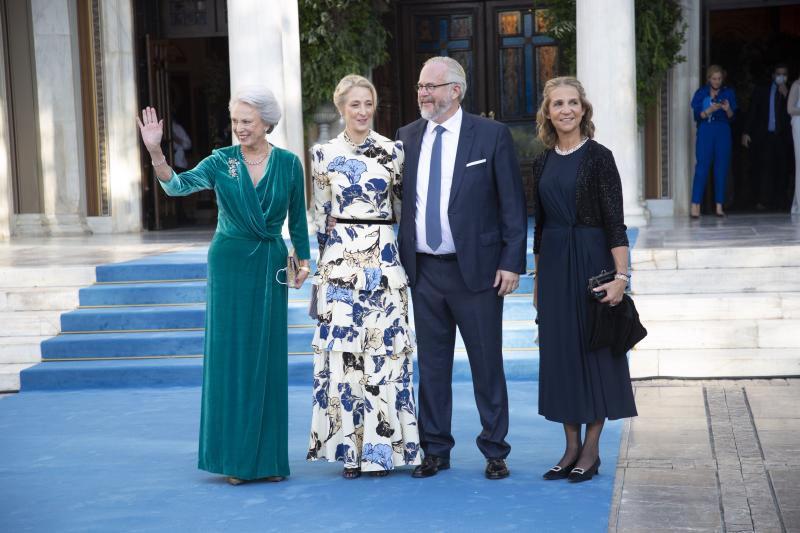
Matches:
[396,1,562,211]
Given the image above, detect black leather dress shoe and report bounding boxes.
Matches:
[485,458,510,480]
[412,455,450,478]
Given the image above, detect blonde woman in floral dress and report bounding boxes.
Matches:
[306,75,421,478]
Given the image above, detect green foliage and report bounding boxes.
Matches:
[542,2,576,76]
[542,0,687,121]
[635,0,687,115]
[299,0,389,121]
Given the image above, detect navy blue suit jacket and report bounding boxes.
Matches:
[396,111,528,292]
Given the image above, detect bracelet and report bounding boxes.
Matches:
[614,273,630,283]
[151,157,168,167]
[298,265,311,272]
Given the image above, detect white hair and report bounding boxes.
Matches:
[229,86,282,133]
[423,56,468,102]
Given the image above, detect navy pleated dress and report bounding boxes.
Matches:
[536,145,637,424]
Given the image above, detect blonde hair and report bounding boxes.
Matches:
[706,64,726,82]
[535,77,595,149]
[333,75,378,113]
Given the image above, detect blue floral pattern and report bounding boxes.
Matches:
[307,131,420,472]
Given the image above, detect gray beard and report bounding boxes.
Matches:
[419,100,450,121]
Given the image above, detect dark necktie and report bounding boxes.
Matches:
[426,125,446,251]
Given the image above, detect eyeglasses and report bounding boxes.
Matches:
[415,82,455,93]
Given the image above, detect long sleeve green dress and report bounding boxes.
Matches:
[159,144,311,480]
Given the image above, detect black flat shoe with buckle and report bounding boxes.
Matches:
[542,460,577,480]
[568,457,601,483]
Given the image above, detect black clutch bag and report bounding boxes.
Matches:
[587,270,616,300]
[587,294,648,357]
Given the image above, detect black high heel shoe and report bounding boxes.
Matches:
[542,460,577,480]
[568,457,601,483]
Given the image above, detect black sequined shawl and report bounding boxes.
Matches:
[532,139,629,255]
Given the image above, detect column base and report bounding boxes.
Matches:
[12,214,50,237]
[625,201,650,229]
[43,214,92,236]
[86,216,113,234]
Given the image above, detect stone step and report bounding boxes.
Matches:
[41,320,539,360]
[0,363,36,392]
[636,319,800,350]
[0,286,79,311]
[0,311,62,337]
[62,295,537,333]
[630,348,800,379]
[632,266,800,294]
[635,292,800,321]
[79,281,208,307]
[0,266,95,288]
[0,336,45,364]
[20,350,540,391]
[77,277,537,308]
[632,245,800,270]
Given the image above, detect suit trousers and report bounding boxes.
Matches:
[691,121,731,205]
[755,132,792,209]
[411,253,511,460]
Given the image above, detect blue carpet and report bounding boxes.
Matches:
[0,381,620,532]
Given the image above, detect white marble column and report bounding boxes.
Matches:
[577,0,648,227]
[227,0,305,163]
[0,19,12,240]
[669,0,701,217]
[29,0,90,235]
[101,0,142,233]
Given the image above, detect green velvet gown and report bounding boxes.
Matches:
[160,145,311,479]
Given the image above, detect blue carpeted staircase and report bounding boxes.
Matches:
[20,225,638,391]
[19,229,554,391]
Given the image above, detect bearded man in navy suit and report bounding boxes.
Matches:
[396,56,527,480]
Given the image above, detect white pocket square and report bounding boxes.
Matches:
[466,159,486,167]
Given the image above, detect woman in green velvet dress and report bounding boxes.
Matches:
[136,86,311,484]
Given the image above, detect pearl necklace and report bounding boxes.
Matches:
[555,137,589,156]
[241,145,271,165]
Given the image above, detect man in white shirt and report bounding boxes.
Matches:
[396,56,527,480]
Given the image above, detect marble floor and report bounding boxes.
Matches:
[2,213,798,270]
[636,213,800,249]
[0,228,215,268]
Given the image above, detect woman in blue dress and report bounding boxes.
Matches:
[690,65,736,217]
[531,77,637,483]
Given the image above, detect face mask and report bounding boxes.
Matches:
[775,75,787,84]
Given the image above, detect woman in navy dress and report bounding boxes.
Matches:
[531,77,637,483]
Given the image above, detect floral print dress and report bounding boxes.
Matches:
[307,131,421,472]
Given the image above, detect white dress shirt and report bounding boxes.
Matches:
[415,107,462,254]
